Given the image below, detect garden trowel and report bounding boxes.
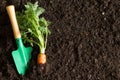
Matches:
[6,5,32,75]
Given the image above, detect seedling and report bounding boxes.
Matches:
[16,2,51,64]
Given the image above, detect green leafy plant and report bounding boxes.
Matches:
[16,2,51,64]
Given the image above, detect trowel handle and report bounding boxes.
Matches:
[6,5,21,38]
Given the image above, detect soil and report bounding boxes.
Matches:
[0,0,120,80]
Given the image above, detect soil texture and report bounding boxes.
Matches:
[0,0,120,80]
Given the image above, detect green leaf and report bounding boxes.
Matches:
[16,2,51,53]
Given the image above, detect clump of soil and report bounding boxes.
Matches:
[0,0,120,80]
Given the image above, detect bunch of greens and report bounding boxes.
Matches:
[16,2,51,53]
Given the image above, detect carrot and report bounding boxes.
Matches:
[37,53,46,64]
[16,2,50,64]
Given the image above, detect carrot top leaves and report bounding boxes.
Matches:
[16,2,51,53]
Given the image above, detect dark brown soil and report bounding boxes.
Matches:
[0,0,120,80]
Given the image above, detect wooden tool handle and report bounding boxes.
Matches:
[6,5,21,38]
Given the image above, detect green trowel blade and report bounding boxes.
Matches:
[12,38,32,75]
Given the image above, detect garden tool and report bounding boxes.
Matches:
[6,5,32,75]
